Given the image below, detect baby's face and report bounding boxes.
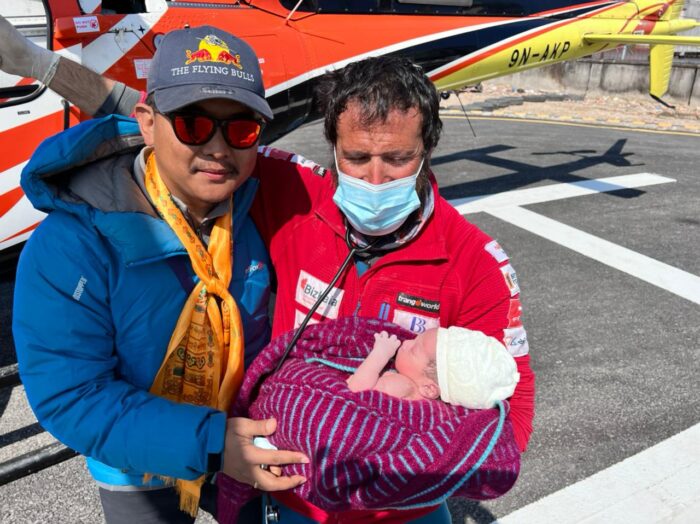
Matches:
[394,328,438,383]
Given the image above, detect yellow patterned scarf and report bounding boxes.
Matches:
[144,153,245,516]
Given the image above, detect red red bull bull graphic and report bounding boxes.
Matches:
[185,34,243,69]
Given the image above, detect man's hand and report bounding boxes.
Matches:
[0,15,60,83]
[222,417,308,491]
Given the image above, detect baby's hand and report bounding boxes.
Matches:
[373,331,401,355]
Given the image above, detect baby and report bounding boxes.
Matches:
[347,326,520,409]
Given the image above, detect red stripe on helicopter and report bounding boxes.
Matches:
[0,111,65,175]
[0,187,24,218]
[1,221,40,243]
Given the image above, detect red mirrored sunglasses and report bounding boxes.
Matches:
[159,111,265,149]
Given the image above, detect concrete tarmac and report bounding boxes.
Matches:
[1,114,698,523]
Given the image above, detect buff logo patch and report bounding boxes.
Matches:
[295,270,344,319]
[485,239,509,263]
[500,264,520,296]
[503,326,529,357]
[393,309,440,334]
[244,261,265,276]
[396,292,440,313]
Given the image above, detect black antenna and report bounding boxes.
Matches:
[455,89,477,139]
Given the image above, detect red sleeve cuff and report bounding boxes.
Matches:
[508,355,536,452]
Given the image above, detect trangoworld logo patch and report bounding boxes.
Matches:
[396,292,440,313]
[185,34,243,69]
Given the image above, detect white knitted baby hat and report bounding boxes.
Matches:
[436,326,520,409]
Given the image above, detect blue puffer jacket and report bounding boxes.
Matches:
[13,115,272,487]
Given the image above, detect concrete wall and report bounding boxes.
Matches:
[679,0,700,54]
[496,59,700,106]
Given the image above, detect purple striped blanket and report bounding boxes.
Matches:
[217,317,520,523]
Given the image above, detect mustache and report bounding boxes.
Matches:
[190,163,238,175]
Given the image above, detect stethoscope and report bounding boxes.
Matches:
[272,227,377,373]
[263,227,376,523]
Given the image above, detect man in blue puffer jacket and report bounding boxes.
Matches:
[12,26,307,524]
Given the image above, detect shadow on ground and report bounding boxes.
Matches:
[434,138,646,201]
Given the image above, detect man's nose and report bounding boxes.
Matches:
[363,158,385,185]
[201,126,230,157]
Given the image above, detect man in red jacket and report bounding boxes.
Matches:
[248,56,535,523]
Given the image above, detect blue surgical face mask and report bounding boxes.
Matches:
[332,148,424,236]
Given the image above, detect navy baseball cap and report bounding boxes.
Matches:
[147,25,273,120]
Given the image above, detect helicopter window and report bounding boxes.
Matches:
[398,0,473,6]
[303,1,527,15]
[101,0,147,14]
[286,1,587,16]
[279,0,318,11]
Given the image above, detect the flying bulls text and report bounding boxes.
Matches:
[170,65,255,82]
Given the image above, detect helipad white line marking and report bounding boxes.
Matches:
[495,422,700,524]
[449,173,675,214]
[487,205,700,305]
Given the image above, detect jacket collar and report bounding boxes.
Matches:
[95,176,259,266]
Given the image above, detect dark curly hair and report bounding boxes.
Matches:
[315,56,443,154]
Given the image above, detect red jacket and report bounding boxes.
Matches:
[251,147,535,522]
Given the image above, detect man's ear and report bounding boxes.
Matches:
[419,380,440,400]
[133,103,156,146]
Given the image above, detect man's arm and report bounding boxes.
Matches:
[451,233,535,452]
[14,214,309,487]
[51,57,141,117]
[346,331,401,392]
[0,14,140,116]
[13,215,222,479]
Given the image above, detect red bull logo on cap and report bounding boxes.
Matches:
[185,34,243,69]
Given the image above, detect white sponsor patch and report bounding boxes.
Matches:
[503,326,529,357]
[295,270,344,320]
[485,239,509,263]
[294,309,320,329]
[500,264,520,296]
[73,16,100,34]
[134,58,152,79]
[392,309,440,334]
